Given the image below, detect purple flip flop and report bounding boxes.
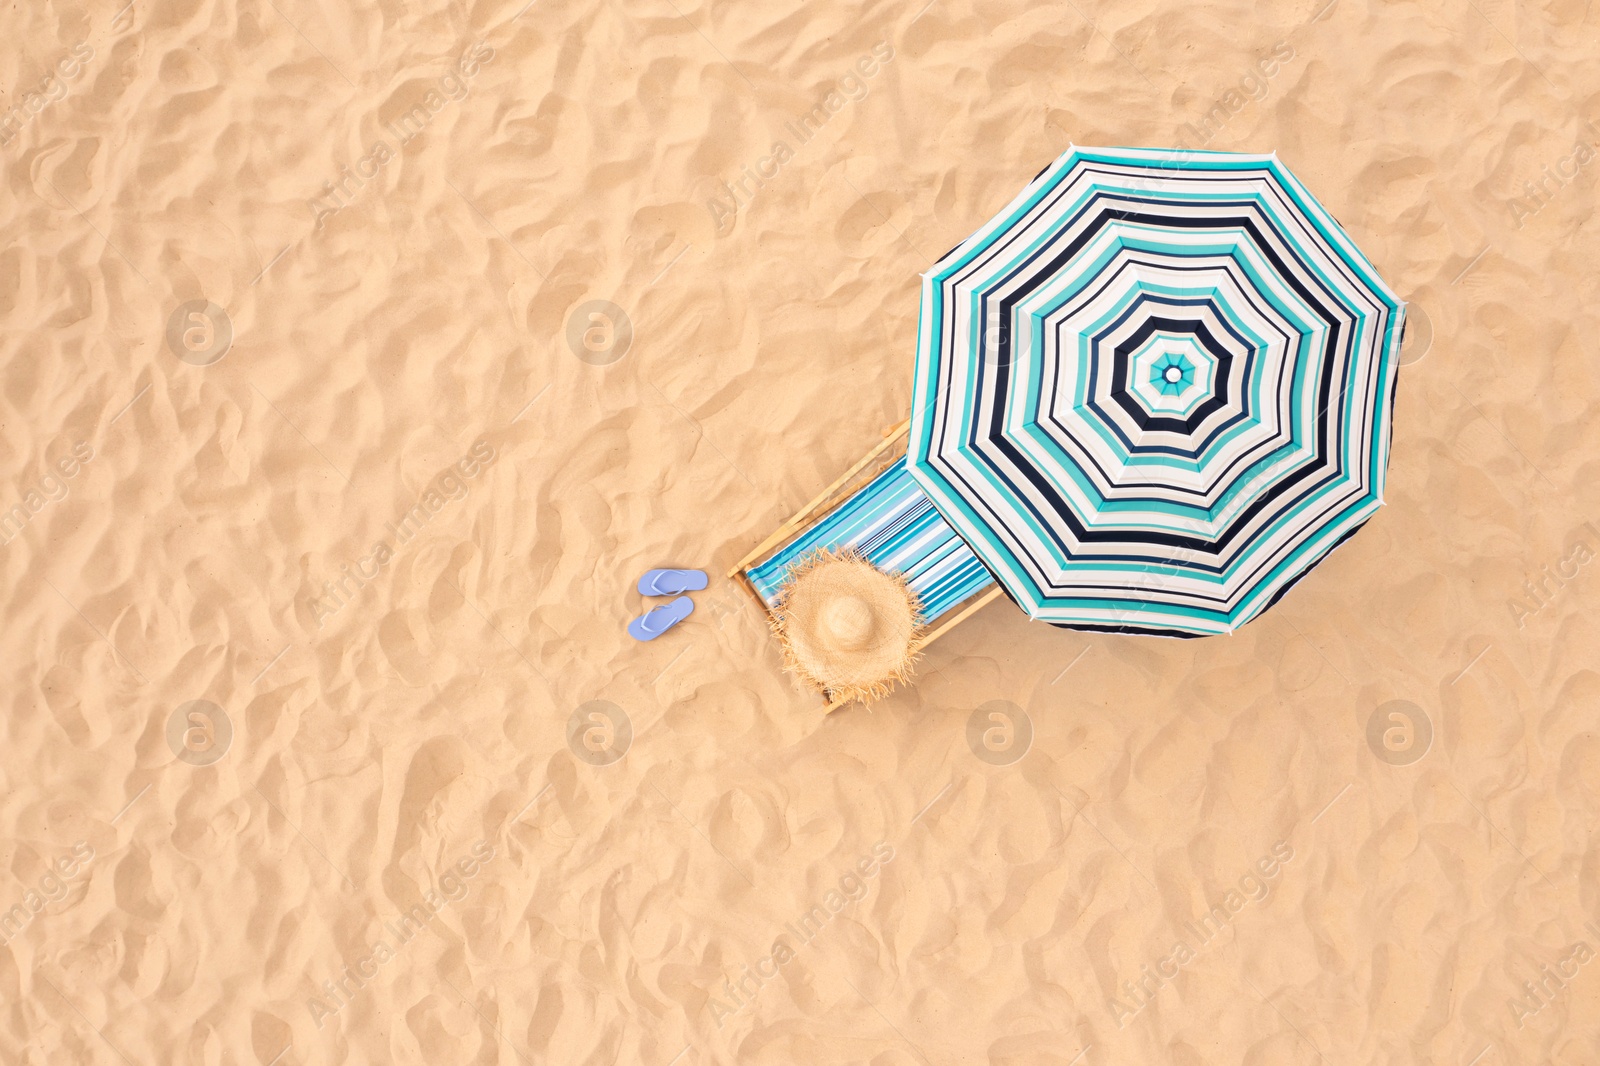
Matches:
[637,568,708,596]
[627,596,694,641]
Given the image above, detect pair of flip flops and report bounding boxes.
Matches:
[627,569,708,641]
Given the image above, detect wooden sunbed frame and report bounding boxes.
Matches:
[728,418,1007,709]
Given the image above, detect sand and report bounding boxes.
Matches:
[1,0,1597,1062]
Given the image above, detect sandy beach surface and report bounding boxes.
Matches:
[2,0,1597,1062]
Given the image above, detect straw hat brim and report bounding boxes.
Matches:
[771,549,923,705]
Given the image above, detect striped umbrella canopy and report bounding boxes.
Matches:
[907,146,1405,636]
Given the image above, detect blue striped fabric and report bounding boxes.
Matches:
[747,456,995,622]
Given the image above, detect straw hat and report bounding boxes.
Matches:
[772,549,924,705]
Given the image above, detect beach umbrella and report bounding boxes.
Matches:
[907,146,1405,636]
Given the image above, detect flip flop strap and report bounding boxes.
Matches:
[645,572,685,596]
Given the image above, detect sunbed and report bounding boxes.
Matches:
[729,420,1006,707]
